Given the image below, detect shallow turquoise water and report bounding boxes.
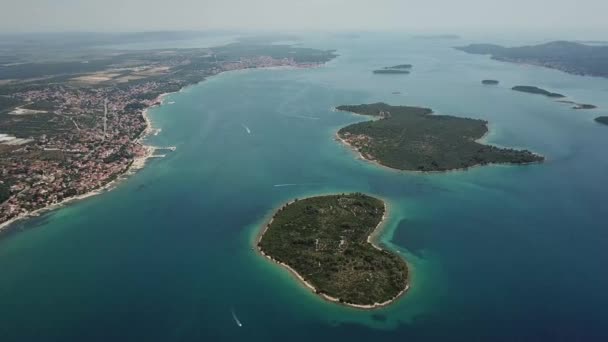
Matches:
[1,34,608,341]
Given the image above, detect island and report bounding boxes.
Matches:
[373,64,412,74]
[482,80,499,85]
[336,103,544,172]
[512,86,565,98]
[386,64,412,69]
[557,100,597,110]
[257,193,408,308]
[373,69,410,74]
[455,41,608,78]
[0,36,337,230]
[595,117,608,125]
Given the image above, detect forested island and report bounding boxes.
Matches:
[258,193,408,308]
[595,117,608,125]
[336,103,544,172]
[512,86,565,98]
[455,41,608,77]
[482,80,499,85]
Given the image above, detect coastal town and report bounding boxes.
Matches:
[0,45,337,229]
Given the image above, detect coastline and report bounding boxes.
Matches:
[255,195,410,310]
[0,62,330,235]
[0,99,160,234]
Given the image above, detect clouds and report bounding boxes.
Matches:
[2,0,607,32]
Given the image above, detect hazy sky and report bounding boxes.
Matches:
[3,0,608,32]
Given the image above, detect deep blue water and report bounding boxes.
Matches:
[1,33,607,341]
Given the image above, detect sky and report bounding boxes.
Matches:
[2,0,608,33]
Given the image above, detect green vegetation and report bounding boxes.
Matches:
[482,80,499,85]
[595,117,608,125]
[0,182,9,204]
[336,103,543,171]
[455,41,608,78]
[258,194,408,306]
[0,95,21,114]
[512,86,565,98]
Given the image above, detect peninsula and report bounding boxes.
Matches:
[336,103,543,172]
[455,41,608,78]
[512,86,565,98]
[258,193,408,308]
[0,40,337,230]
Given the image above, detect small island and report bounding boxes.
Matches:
[595,117,608,125]
[373,64,413,74]
[557,100,597,110]
[336,103,543,172]
[574,104,597,110]
[373,69,410,74]
[258,193,408,308]
[482,79,499,85]
[386,64,413,69]
[512,86,565,98]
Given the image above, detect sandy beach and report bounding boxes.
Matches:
[255,196,410,310]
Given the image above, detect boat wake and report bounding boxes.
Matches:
[231,309,243,327]
[273,183,323,188]
[284,114,320,120]
[242,124,251,134]
[273,184,298,187]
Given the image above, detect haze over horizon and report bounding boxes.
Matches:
[2,0,608,35]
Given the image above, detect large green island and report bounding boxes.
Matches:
[336,103,544,171]
[258,193,408,308]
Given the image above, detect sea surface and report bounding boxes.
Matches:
[1,33,608,341]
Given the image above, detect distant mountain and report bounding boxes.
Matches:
[455,41,608,77]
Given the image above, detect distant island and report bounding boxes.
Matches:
[595,117,608,125]
[373,64,412,74]
[557,100,597,110]
[386,64,412,69]
[455,41,608,78]
[336,103,543,172]
[373,69,409,74]
[510,86,598,109]
[482,80,499,85]
[258,193,408,308]
[512,86,565,98]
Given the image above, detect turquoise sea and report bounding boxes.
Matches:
[1,33,608,341]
